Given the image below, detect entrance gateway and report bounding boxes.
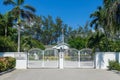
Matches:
[27,30,94,69]
[27,28,94,69]
[27,47,94,69]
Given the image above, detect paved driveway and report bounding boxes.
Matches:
[0,69,120,80]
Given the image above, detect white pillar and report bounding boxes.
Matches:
[59,52,64,69]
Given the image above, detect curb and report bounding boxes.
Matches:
[0,68,15,75]
[110,70,120,75]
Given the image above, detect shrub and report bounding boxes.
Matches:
[0,57,16,72]
[0,60,6,72]
[108,60,120,71]
[5,57,16,69]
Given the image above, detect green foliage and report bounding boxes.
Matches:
[0,57,16,72]
[29,39,45,50]
[3,0,36,22]
[0,37,17,52]
[108,60,120,71]
[21,36,45,51]
[68,37,87,50]
[40,16,63,45]
[87,32,106,51]
[107,40,120,52]
[90,0,120,52]
[5,57,16,69]
[1,0,120,52]
[0,60,6,72]
[0,13,14,37]
[87,30,120,52]
[108,60,118,70]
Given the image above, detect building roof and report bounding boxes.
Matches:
[52,43,69,49]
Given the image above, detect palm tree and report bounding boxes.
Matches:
[103,0,120,35]
[90,7,106,31]
[0,12,14,37]
[87,31,105,52]
[3,0,35,52]
[90,6,110,51]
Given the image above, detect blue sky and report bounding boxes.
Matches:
[0,0,103,29]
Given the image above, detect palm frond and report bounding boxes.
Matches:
[25,10,35,20]
[20,9,27,19]
[0,13,3,18]
[20,9,35,22]
[17,0,24,5]
[24,5,36,12]
[97,6,102,10]
[90,18,98,27]
[3,0,16,6]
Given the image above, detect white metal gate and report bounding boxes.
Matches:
[27,48,59,68]
[64,49,79,68]
[27,48,94,69]
[27,48,44,68]
[44,48,59,68]
[80,48,94,68]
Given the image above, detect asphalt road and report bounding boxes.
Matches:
[0,69,120,80]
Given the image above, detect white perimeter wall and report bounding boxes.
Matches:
[1,52,120,69]
[95,52,120,69]
[0,52,27,69]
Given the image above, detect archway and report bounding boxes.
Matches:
[44,48,59,68]
[80,48,94,68]
[64,48,79,68]
[27,48,43,68]
[27,48,59,68]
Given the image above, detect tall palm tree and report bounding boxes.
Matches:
[90,0,120,51]
[103,0,120,35]
[3,0,35,52]
[90,7,106,31]
[0,12,14,37]
[87,31,105,52]
[90,6,110,51]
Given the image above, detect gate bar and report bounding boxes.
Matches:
[42,50,44,67]
[78,51,80,68]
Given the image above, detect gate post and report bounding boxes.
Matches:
[78,51,80,68]
[59,52,64,69]
[59,47,64,69]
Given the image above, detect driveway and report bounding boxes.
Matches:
[0,69,120,80]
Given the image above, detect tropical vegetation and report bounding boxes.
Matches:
[108,60,120,71]
[0,0,120,52]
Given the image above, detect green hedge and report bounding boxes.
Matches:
[0,57,16,72]
[108,60,120,71]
